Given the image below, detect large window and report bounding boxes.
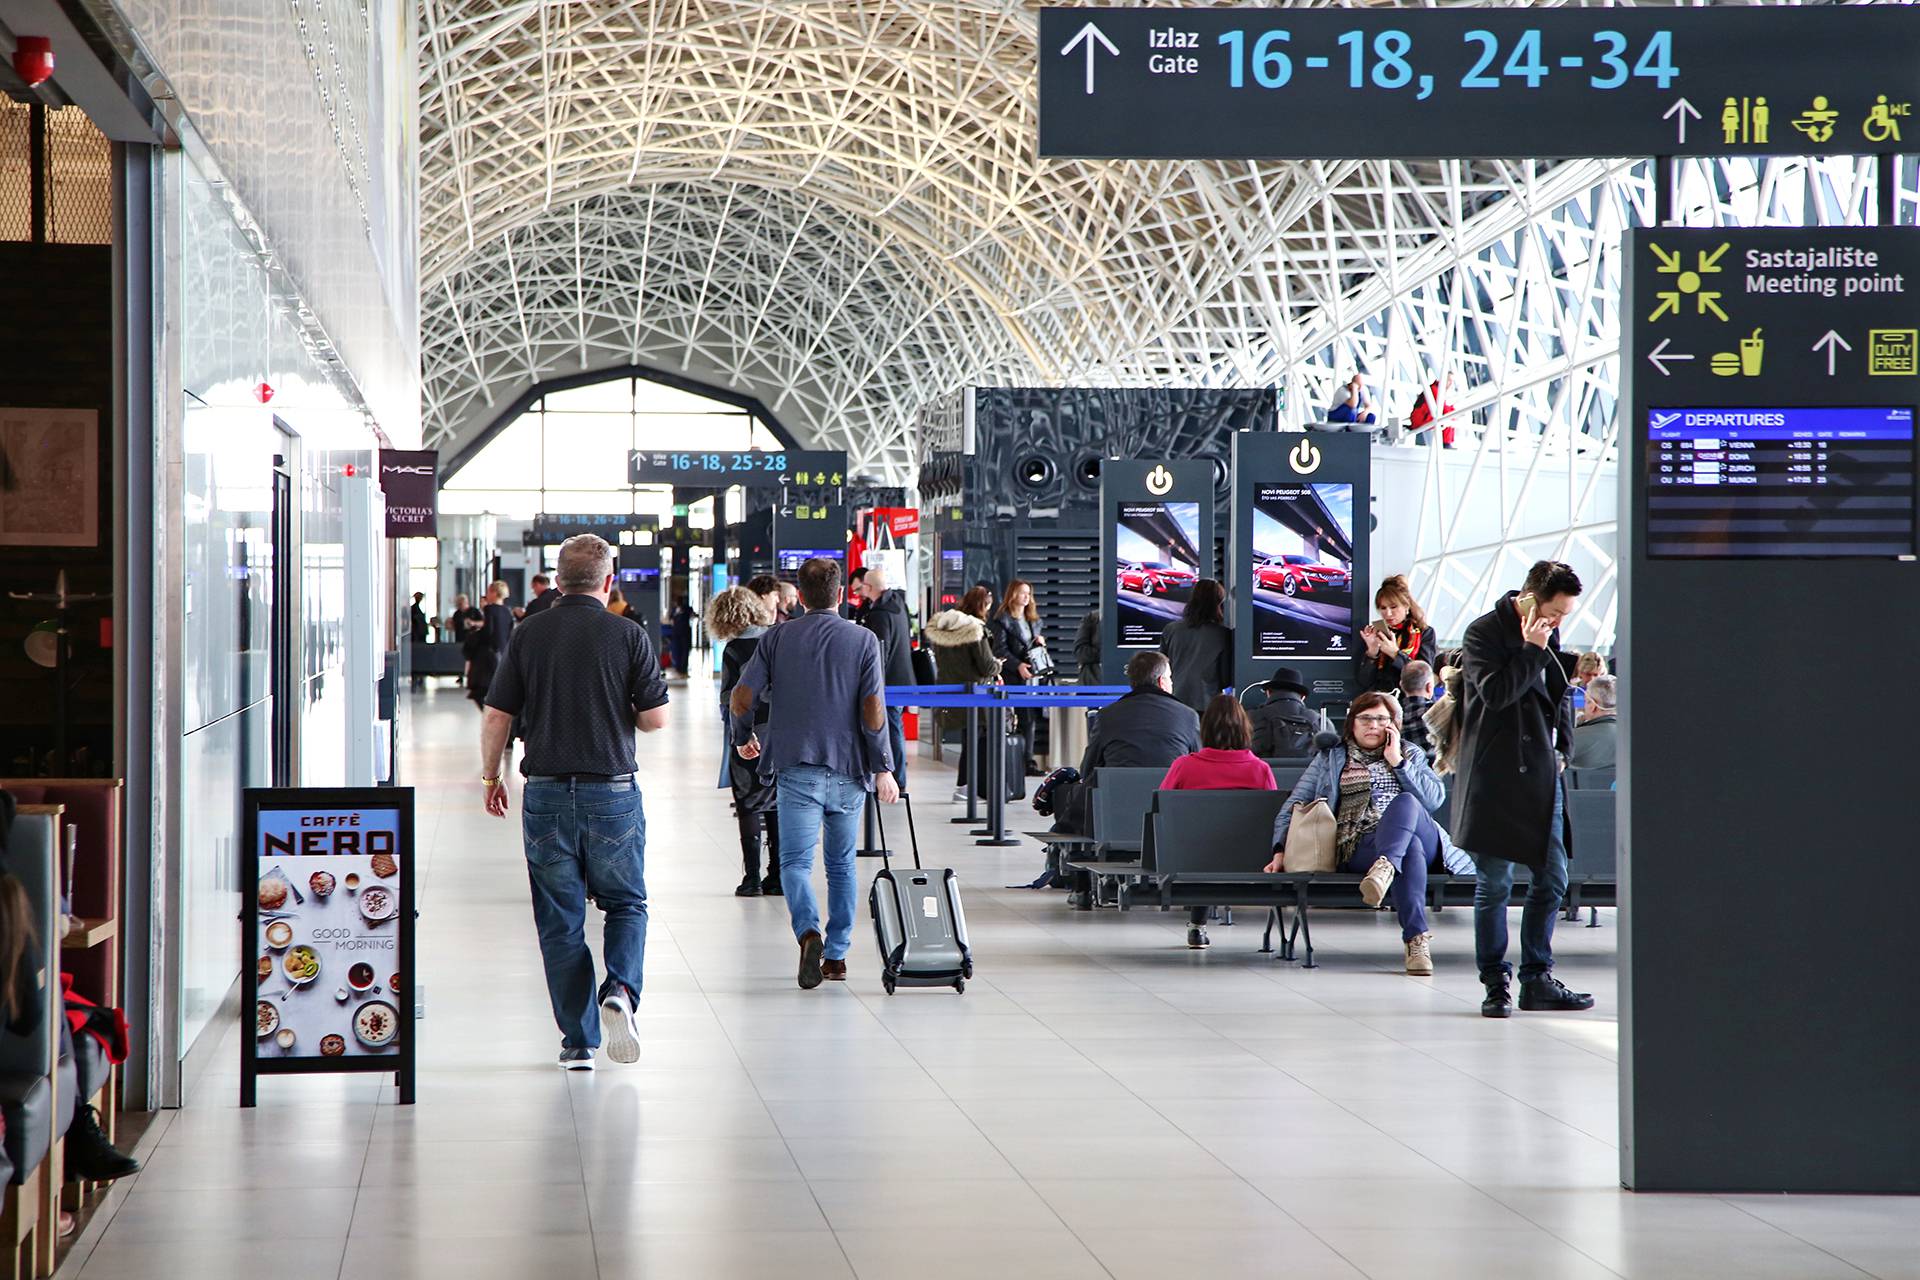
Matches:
[441,376,783,518]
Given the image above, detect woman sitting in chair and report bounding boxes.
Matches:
[1265,692,1462,975]
[1160,696,1276,951]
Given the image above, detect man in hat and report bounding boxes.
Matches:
[1248,666,1333,757]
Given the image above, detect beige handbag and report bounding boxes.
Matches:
[1282,799,1338,873]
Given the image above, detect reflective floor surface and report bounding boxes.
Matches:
[59,683,1917,1279]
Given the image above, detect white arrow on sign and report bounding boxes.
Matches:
[1646,337,1695,376]
[1812,329,1853,376]
[1663,96,1701,145]
[1061,21,1119,96]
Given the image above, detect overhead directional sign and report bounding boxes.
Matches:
[1038,8,1920,161]
[627,448,847,488]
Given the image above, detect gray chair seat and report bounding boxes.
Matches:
[0,1071,52,1184]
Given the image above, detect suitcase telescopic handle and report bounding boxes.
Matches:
[870,792,922,871]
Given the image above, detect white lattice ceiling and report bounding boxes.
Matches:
[417,0,1574,480]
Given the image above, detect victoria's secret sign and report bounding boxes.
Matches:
[379,450,439,537]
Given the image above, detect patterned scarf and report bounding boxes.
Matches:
[1334,744,1402,859]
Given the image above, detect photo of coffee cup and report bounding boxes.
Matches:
[344,872,361,894]
[265,920,293,950]
[348,962,376,992]
[275,1028,295,1052]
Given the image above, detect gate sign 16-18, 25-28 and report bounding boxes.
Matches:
[1038,8,1919,161]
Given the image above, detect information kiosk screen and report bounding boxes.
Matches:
[1114,501,1202,648]
[1248,483,1357,659]
[776,547,846,578]
[1646,406,1916,558]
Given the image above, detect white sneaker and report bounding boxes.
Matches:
[950,787,969,804]
[1404,932,1434,976]
[1360,857,1396,907]
[599,989,641,1064]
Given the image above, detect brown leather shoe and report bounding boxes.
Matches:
[797,930,824,989]
[821,958,847,981]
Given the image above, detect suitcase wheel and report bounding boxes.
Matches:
[882,974,896,996]
[953,977,966,994]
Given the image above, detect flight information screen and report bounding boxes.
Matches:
[1646,406,1916,558]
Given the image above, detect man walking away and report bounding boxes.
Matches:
[730,557,898,989]
[524,572,556,616]
[855,564,915,793]
[480,535,670,1067]
[409,592,429,688]
[1455,560,1594,1019]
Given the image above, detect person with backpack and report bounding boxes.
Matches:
[1248,667,1332,757]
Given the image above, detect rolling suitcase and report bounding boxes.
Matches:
[868,795,973,994]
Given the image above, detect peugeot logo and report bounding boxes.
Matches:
[1145,464,1174,496]
[1288,439,1321,475]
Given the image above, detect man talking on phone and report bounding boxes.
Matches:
[1453,560,1594,1019]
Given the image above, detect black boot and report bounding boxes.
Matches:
[65,1104,139,1182]
[1481,974,1513,1019]
[1519,975,1595,1012]
[736,816,764,896]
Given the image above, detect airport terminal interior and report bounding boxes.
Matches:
[0,3,1914,1278]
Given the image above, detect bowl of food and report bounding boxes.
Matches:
[358,885,397,923]
[259,877,290,911]
[353,999,399,1049]
[255,1001,280,1038]
[282,945,321,985]
[320,1034,346,1057]
[371,852,398,880]
[265,920,293,950]
[309,871,336,898]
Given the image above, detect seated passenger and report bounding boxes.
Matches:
[1571,674,1617,771]
[1247,666,1331,758]
[1326,373,1376,426]
[1265,692,1451,975]
[1398,661,1436,758]
[1037,651,1199,835]
[1358,575,1438,694]
[1161,696,1276,950]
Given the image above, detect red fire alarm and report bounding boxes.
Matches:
[13,37,53,87]
[255,382,275,404]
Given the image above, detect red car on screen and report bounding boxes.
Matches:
[1254,553,1349,597]
[1116,560,1196,596]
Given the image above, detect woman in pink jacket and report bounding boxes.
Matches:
[1161,695,1276,949]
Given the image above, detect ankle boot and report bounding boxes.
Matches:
[760,815,784,895]
[736,823,764,896]
[66,1104,139,1181]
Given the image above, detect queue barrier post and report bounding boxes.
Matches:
[951,683,982,826]
[977,697,1019,847]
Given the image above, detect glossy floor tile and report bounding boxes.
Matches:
[65,685,1916,1279]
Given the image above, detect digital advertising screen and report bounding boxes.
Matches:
[776,547,846,578]
[1646,406,1916,558]
[1114,501,1202,648]
[939,548,964,606]
[1248,483,1356,659]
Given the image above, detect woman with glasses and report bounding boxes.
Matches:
[1265,691,1455,975]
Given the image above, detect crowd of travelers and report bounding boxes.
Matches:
[465,531,1611,1069]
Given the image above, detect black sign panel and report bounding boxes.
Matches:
[1628,229,1920,560]
[378,450,438,538]
[527,513,659,544]
[242,788,415,1105]
[1229,433,1371,704]
[628,448,847,487]
[1039,8,1919,160]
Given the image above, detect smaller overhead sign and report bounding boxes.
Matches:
[628,448,847,488]
[1038,8,1920,161]
[527,513,659,544]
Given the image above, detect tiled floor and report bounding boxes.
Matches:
[61,683,1916,1279]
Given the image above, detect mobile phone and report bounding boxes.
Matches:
[1516,592,1538,625]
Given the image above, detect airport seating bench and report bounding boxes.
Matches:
[1067,786,1618,966]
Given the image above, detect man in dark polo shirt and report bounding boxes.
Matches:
[729,557,898,989]
[481,535,670,1068]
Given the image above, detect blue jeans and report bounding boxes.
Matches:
[884,705,908,793]
[1344,792,1443,941]
[521,779,648,1050]
[1474,776,1569,984]
[776,764,867,960]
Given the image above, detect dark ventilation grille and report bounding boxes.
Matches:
[1014,529,1098,676]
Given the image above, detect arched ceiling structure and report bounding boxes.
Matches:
[418,0,1532,481]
